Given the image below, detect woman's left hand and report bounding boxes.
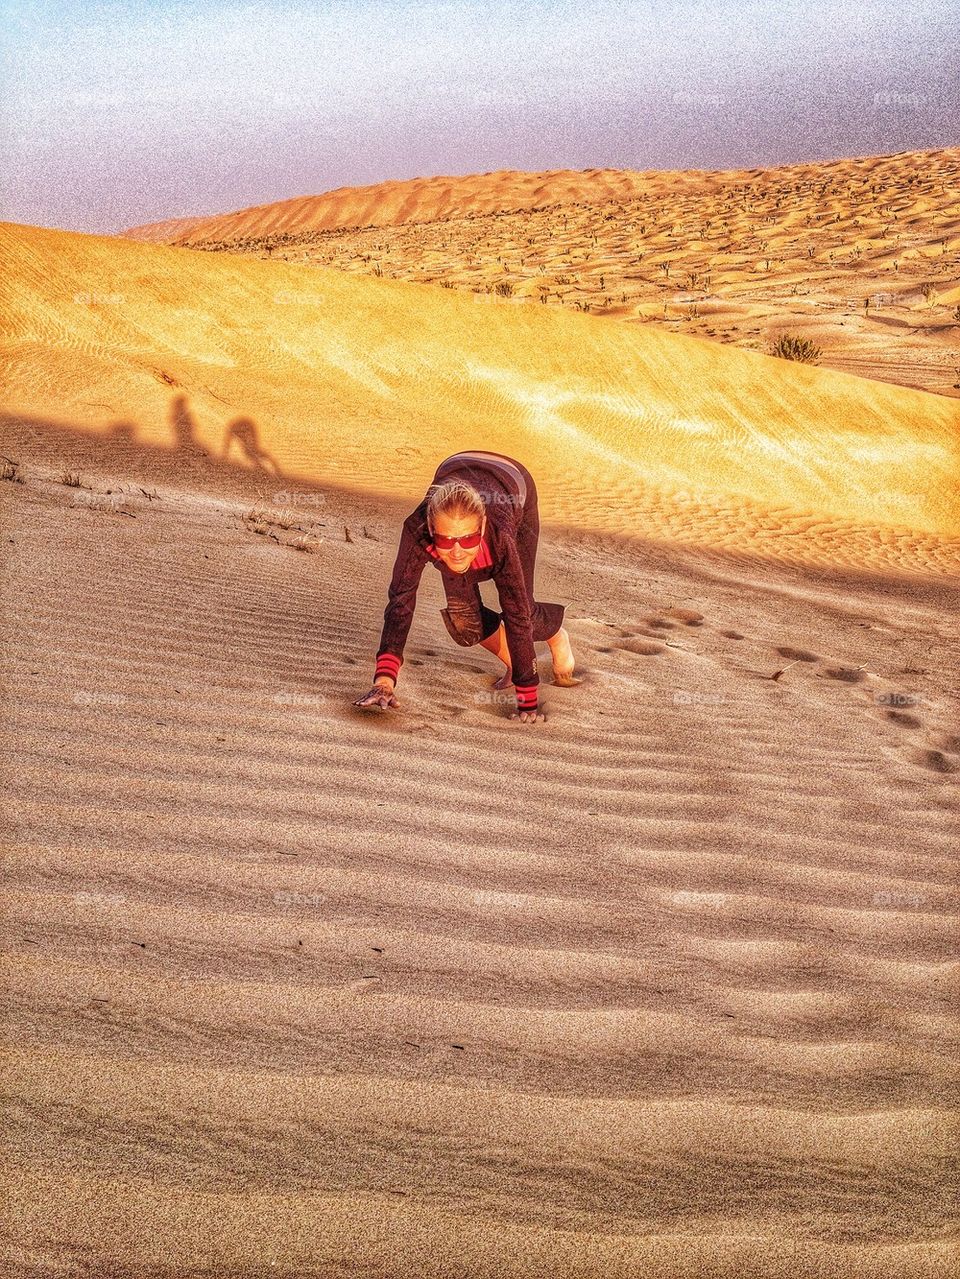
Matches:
[509,707,545,724]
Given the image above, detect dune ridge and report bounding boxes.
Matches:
[120,149,953,244]
[120,164,732,242]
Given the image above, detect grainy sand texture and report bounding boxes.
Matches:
[1,159,959,1278]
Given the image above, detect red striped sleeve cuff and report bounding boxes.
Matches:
[514,682,539,711]
[374,652,402,683]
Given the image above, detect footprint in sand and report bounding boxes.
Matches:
[578,619,663,668]
[915,748,958,774]
[636,608,703,636]
[662,607,704,626]
[886,708,923,728]
[719,630,744,640]
[615,639,667,657]
[913,733,960,774]
[592,631,666,656]
[862,689,959,775]
[775,645,819,662]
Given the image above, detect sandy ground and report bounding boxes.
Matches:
[2,203,960,1277]
[122,148,960,398]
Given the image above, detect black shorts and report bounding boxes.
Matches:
[431,453,564,647]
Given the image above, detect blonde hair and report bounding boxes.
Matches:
[425,479,484,532]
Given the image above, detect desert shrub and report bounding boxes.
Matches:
[771,333,822,364]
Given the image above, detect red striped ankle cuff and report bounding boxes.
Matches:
[514,683,539,710]
[375,653,402,682]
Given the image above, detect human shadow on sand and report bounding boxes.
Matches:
[2,400,299,503]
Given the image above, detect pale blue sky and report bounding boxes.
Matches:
[2,0,956,233]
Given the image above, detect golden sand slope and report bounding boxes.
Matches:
[2,220,958,572]
[2,217,959,1277]
[121,148,960,397]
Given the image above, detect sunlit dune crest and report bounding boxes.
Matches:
[120,165,714,241]
[118,148,960,398]
[2,219,958,573]
[120,149,954,245]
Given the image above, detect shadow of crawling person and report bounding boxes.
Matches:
[222,416,283,476]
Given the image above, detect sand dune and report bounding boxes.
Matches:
[121,165,716,242]
[2,216,959,1277]
[119,148,960,397]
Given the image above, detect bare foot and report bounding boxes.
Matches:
[492,669,513,690]
[547,627,581,686]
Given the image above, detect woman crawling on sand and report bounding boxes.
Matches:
[354,449,579,724]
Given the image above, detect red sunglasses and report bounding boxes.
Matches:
[430,530,483,550]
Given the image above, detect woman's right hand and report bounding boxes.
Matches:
[354,679,399,710]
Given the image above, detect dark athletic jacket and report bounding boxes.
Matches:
[373,461,539,709]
